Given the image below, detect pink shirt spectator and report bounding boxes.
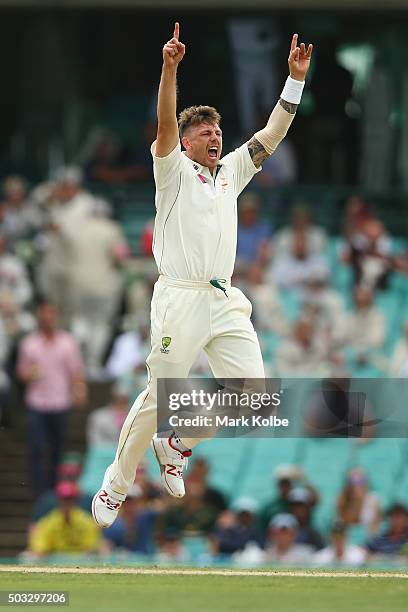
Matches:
[17,331,84,412]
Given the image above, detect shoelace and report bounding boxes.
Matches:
[106,498,121,511]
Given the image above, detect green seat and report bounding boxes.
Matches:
[79,445,117,495]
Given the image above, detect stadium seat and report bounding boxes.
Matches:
[79,445,117,495]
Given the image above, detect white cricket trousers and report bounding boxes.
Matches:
[107,275,265,496]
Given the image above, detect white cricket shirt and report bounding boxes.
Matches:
[151,141,261,281]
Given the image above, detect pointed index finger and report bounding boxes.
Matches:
[291,33,298,52]
[174,22,179,40]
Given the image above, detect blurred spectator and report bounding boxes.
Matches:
[62,206,129,377]
[86,380,130,448]
[0,233,32,307]
[17,300,87,495]
[36,167,101,320]
[102,484,158,554]
[366,503,408,557]
[270,230,329,292]
[275,316,330,376]
[301,270,346,331]
[236,193,271,276]
[210,498,263,555]
[133,461,161,502]
[156,529,190,564]
[273,206,328,256]
[228,17,279,136]
[288,487,325,550]
[313,521,366,567]
[0,175,43,246]
[260,473,293,529]
[342,195,372,241]
[245,264,289,335]
[259,465,318,529]
[80,128,121,182]
[47,166,101,227]
[158,480,219,537]
[263,513,313,565]
[31,458,92,522]
[81,123,154,184]
[132,121,159,179]
[125,278,154,331]
[28,481,100,558]
[0,316,10,425]
[336,287,385,361]
[337,468,382,535]
[140,219,154,256]
[105,326,144,380]
[342,217,392,291]
[254,139,297,190]
[0,289,35,354]
[187,458,227,512]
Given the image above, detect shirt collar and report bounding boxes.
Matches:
[183,152,223,180]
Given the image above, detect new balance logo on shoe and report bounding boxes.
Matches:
[166,464,182,478]
[98,490,121,511]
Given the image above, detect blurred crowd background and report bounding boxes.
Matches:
[1,8,408,568]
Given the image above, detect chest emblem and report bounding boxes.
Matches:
[161,336,172,354]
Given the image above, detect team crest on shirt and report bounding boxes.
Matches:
[161,336,172,354]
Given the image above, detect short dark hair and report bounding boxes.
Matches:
[35,296,58,311]
[178,105,221,137]
[387,503,408,517]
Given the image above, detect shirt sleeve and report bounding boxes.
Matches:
[29,516,53,555]
[221,143,261,196]
[151,140,183,191]
[16,336,32,378]
[65,336,84,378]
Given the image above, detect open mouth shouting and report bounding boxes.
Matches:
[207,146,219,161]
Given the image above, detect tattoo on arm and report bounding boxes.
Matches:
[279,98,298,115]
[247,137,270,168]
[248,99,298,166]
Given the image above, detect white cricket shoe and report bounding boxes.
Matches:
[92,468,126,528]
[151,433,192,498]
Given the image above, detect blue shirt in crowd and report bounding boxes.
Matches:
[103,509,158,554]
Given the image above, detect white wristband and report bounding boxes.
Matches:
[280,76,305,105]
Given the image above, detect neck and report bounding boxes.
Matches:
[41,328,56,339]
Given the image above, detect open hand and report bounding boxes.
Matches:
[288,34,313,81]
[163,22,185,68]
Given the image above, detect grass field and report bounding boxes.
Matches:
[0,568,408,611]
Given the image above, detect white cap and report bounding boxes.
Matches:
[231,497,259,514]
[54,165,83,185]
[269,513,298,530]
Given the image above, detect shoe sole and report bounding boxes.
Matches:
[151,438,184,499]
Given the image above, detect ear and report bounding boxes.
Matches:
[181,135,190,151]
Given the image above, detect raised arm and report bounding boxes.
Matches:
[155,22,185,158]
[247,34,313,168]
